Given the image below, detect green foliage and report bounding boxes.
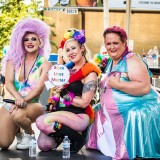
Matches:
[0,0,57,61]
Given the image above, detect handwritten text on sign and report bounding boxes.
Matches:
[48,64,70,86]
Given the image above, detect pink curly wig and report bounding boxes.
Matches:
[1,17,51,75]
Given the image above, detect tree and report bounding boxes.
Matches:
[0,0,57,61]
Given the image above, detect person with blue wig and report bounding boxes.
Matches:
[0,17,52,150]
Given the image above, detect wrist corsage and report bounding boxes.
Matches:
[62,92,75,106]
[50,95,59,103]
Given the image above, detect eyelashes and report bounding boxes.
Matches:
[23,37,38,42]
[66,46,76,52]
[106,42,119,46]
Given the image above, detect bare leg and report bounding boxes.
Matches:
[0,106,19,149]
[11,103,43,134]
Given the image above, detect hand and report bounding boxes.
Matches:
[50,95,59,102]
[108,72,121,89]
[63,92,75,106]
[15,95,26,108]
[52,85,64,93]
[45,103,56,112]
[9,104,18,114]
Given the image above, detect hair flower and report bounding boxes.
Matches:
[73,30,84,39]
[64,31,73,39]
[59,38,66,48]
[59,29,86,49]
[78,36,86,44]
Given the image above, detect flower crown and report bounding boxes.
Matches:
[59,29,86,49]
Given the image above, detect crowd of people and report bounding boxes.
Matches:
[0,17,160,160]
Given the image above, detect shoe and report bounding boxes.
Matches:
[70,137,86,153]
[16,132,23,144]
[16,133,32,150]
[48,133,63,149]
[53,123,87,153]
[54,137,63,148]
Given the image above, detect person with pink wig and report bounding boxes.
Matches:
[0,17,52,150]
[86,26,160,159]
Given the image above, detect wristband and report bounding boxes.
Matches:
[63,92,75,106]
[50,95,59,103]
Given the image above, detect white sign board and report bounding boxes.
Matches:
[45,64,70,90]
[47,0,160,10]
[132,0,160,9]
[48,65,70,86]
[109,0,126,8]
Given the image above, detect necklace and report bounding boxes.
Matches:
[70,69,77,75]
[24,54,38,86]
[70,61,87,75]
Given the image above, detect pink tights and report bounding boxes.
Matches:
[37,132,56,151]
[36,115,56,151]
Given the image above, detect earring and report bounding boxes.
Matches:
[39,39,43,48]
[39,44,43,48]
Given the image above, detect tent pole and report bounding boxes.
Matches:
[126,0,132,43]
[103,0,109,30]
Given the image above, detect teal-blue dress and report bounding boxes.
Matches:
[87,52,160,159]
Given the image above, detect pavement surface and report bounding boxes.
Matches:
[0,124,112,160]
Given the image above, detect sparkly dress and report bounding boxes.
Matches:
[86,52,160,159]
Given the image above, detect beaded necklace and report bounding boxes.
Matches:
[24,54,38,86]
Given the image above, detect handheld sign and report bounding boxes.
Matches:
[48,64,70,86]
[45,61,75,90]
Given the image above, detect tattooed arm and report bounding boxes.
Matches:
[71,72,98,108]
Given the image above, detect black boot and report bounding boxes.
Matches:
[70,128,88,153]
[48,131,63,148]
[54,123,87,153]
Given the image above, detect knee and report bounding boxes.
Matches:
[36,116,44,130]
[38,143,52,151]
[0,139,12,149]
[11,112,25,124]
[37,137,54,151]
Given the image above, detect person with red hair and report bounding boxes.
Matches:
[86,26,160,159]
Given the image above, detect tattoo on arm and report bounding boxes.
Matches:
[82,80,97,93]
